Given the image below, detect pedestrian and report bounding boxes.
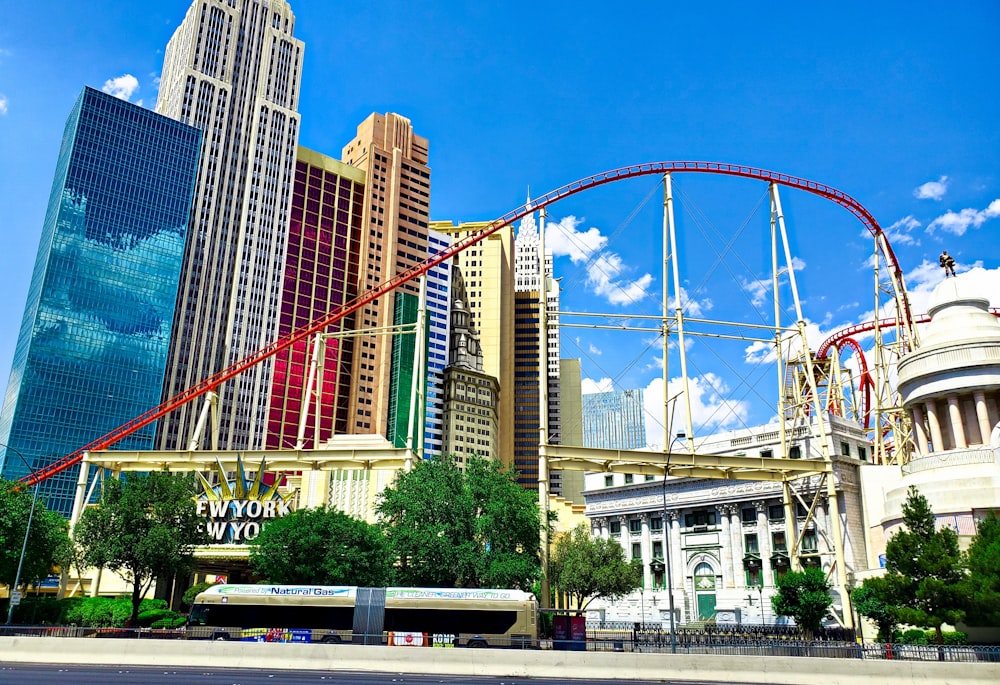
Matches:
[939,250,956,277]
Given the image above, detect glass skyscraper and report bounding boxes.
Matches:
[0,87,201,515]
[582,389,647,450]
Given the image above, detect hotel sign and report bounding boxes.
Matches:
[196,455,295,544]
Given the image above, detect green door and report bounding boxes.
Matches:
[696,593,716,620]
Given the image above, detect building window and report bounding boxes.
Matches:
[744,533,759,554]
[746,567,762,587]
[760,449,773,459]
[789,445,801,459]
[801,530,818,552]
[624,473,634,484]
[772,531,787,552]
[768,505,785,522]
[631,542,642,559]
[796,502,809,518]
[858,445,867,461]
[604,475,614,487]
[629,518,642,535]
[650,516,663,533]
[684,510,718,528]
[652,541,663,559]
[610,521,621,537]
[741,507,757,524]
[841,441,851,457]
[645,475,655,481]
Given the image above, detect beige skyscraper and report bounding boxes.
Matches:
[430,221,515,467]
[155,0,304,450]
[341,113,431,436]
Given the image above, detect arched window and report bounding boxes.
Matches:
[694,562,716,591]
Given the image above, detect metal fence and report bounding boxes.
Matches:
[2,624,1000,662]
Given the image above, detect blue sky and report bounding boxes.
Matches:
[1,1,998,449]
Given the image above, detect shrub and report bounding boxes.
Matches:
[181,581,219,610]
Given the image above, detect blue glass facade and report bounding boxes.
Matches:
[582,389,647,450]
[0,87,201,515]
[423,230,452,458]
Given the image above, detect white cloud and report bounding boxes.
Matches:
[585,252,655,306]
[740,258,806,307]
[587,343,602,356]
[913,176,949,201]
[744,318,830,365]
[546,214,655,307]
[102,74,140,101]
[581,377,615,394]
[546,216,607,263]
[880,215,921,246]
[926,199,1000,236]
[642,374,750,449]
[0,94,7,115]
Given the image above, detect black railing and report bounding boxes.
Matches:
[2,624,999,661]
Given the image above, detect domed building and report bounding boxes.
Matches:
[883,274,1000,541]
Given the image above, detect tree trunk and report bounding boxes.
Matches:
[130,579,143,628]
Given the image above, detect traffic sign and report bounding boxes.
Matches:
[9,590,22,607]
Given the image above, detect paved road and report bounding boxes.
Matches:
[0,663,759,685]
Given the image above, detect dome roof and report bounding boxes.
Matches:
[920,274,1000,348]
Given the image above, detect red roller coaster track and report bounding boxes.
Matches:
[19,161,905,487]
[816,309,1000,429]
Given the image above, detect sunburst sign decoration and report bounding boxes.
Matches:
[195,455,295,544]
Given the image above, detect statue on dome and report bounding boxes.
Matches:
[938,250,957,277]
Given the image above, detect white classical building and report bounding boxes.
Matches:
[583,414,872,626]
[870,275,1000,545]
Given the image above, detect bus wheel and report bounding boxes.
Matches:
[467,639,488,649]
[321,634,342,644]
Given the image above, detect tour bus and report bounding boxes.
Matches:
[187,584,538,648]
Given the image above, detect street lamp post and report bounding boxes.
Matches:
[662,431,685,654]
[3,444,40,626]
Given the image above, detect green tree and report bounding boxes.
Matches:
[960,511,1000,626]
[771,567,832,636]
[377,454,541,590]
[74,472,206,625]
[852,577,899,641]
[549,524,642,613]
[0,479,72,592]
[249,506,390,586]
[881,486,966,645]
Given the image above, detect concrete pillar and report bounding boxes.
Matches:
[670,511,687,621]
[641,513,652,589]
[987,395,1000,432]
[911,404,930,456]
[730,507,744,589]
[974,391,993,447]
[756,501,773,586]
[718,505,733,588]
[948,395,968,449]
[669,512,683,592]
[925,400,944,452]
[963,398,982,445]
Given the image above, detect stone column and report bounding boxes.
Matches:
[925,400,944,452]
[668,511,683,595]
[947,395,968,449]
[730,506,744,589]
[911,404,930,456]
[974,391,993,447]
[756,501,772,586]
[718,505,733,588]
[670,511,687,621]
[963,398,982,445]
[641,513,652,589]
[987,395,1000,431]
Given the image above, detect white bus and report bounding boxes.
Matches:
[187,584,538,648]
